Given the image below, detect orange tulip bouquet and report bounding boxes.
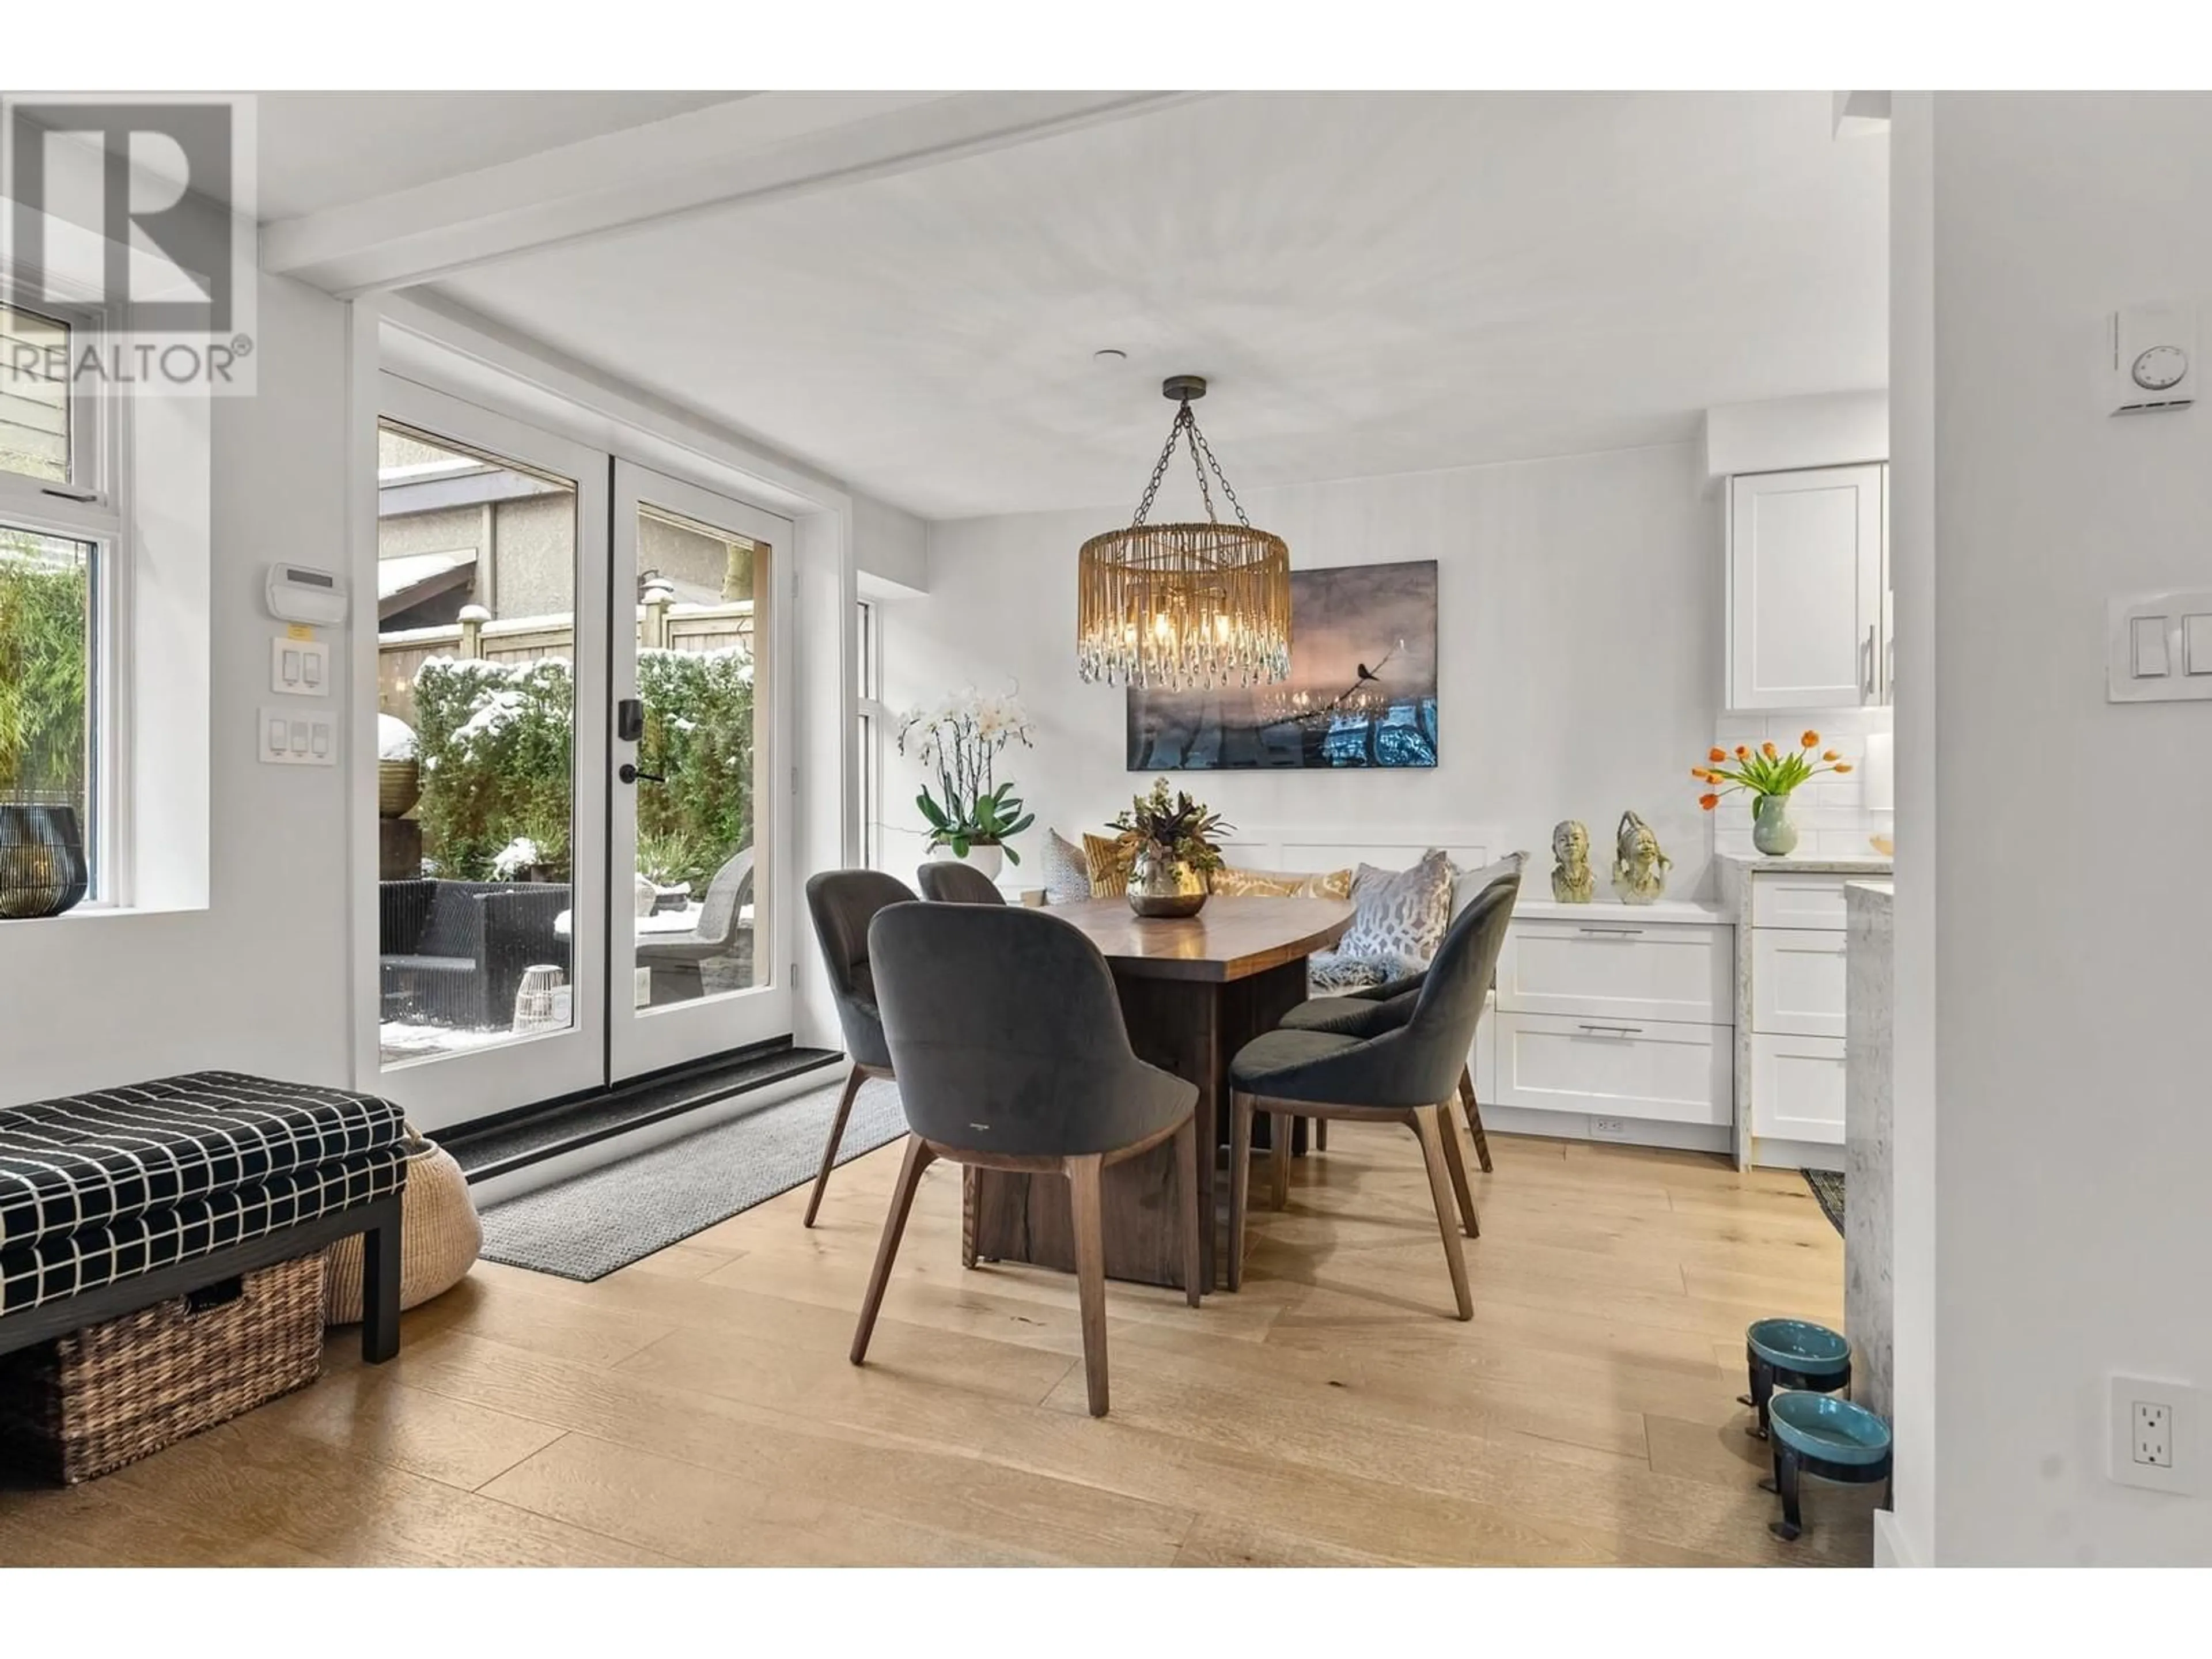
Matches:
[1692,730,1852,857]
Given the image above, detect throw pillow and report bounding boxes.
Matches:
[1209,865,1355,900]
[1082,831,1130,898]
[1450,850,1528,917]
[1038,830,1093,906]
[1308,951,1399,993]
[1338,849,1455,972]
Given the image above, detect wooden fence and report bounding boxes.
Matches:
[378,598,753,726]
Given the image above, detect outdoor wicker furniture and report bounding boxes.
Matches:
[378,878,570,1029]
[633,848,754,1001]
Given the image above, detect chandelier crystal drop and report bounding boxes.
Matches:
[1076,376,1291,692]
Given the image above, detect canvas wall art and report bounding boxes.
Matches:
[1126,559,1438,771]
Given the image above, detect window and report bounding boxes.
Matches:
[1,304,71,485]
[2,301,118,903]
[857,599,889,869]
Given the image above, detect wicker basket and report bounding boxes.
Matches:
[324,1132,480,1323]
[0,1253,324,1485]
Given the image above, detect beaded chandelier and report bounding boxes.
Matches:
[1076,376,1291,691]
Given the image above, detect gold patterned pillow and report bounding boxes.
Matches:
[1082,832,1130,898]
[1208,865,1354,900]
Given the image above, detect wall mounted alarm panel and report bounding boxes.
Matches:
[267,562,349,626]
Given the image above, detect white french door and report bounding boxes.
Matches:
[608,460,794,1081]
[372,373,611,1128]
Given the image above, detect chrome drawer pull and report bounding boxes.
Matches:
[1575,926,1644,937]
[1575,1023,1644,1037]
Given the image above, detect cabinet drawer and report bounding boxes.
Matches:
[1492,1013,1731,1127]
[1749,874,1849,931]
[1750,928,1847,1039]
[1750,1032,1846,1144]
[1497,919,1732,1024]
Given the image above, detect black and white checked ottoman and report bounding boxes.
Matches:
[0,1072,408,1364]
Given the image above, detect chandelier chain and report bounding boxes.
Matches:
[1128,397,1251,529]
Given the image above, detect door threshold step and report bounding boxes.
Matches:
[442,1044,844,1183]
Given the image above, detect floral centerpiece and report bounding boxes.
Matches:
[898,688,1036,878]
[1111,778,1231,918]
[1694,730,1853,857]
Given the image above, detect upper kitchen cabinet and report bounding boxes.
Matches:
[1726,463,1888,711]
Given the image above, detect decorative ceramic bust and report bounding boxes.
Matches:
[1611,810,1672,906]
[1551,820,1594,904]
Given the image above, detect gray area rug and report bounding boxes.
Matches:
[479,1073,905,1280]
[1802,1168,1846,1237]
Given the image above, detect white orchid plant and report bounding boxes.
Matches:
[897,688,1037,864]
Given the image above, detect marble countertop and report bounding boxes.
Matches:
[1846,878,1893,913]
[1714,850,1894,876]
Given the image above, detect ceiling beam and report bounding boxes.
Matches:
[263,90,1203,296]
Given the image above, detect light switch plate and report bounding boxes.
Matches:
[271,635,331,696]
[2109,592,2212,703]
[259,704,336,766]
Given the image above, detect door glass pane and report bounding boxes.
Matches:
[375,422,577,1065]
[632,506,765,1012]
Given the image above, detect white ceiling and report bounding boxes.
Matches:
[255,92,749,218]
[409,92,1887,520]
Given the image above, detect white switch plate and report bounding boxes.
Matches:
[2109,1374,2203,1495]
[2109,592,2212,703]
[271,635,330,696]
[259,704,337,766]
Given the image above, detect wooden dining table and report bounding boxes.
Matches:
[965,895,1354,1293]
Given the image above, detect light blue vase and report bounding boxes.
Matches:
[1752,794,1799,857]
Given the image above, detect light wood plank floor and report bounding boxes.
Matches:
[0,1127,1874,1567]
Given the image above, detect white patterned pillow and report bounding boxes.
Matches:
[1038,830,1093,906]
[1338,849,1454,973]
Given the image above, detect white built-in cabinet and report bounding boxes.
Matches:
[1726,463,1890,711]
[1490,902,1735,1134]
[1734,871,1853,1167]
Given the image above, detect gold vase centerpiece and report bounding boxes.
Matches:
[1110,778,1229,920]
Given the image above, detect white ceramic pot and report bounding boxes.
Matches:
[933,841,1005,881]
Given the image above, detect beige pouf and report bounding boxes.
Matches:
[324,1128,481,1324]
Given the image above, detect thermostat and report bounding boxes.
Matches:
[2108,302,2196,414]
[267,562,349,626]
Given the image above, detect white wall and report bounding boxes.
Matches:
[1703,389,1889,477]
[1911,92,2212,1565]
[885,442,1721,897]
[0,275,356,1104]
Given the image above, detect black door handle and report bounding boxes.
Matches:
[618,764,665,785]
[616,698,645,743]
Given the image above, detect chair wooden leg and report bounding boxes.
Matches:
[1314,1118,1328,1152]
[849,1135,934,1364]
[1270,1110,1294,1211]
[1174,1115,1203,1305]
[804,1063,866,1228]
[1410,1105,1474,1321]
[1228,1090,1254,1291]
[960,1166,978,1268]
[1435,1095,1479,1238]
[1459,1063,1493,1173]
[1067,1153,1111,1416]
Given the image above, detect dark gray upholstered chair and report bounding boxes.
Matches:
[914,860,1006,905]
[1228,873,1521,1320]
[1277,853,1524,1170]
[802,869,916,1228]
[853,903,1202,1416]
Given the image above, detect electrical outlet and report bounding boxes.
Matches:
[2135,1400,2173,1468]
[1590,1116,1633,1141]
[2111,1374,2203,1494]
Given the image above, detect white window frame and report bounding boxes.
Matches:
[0,284,131,906]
